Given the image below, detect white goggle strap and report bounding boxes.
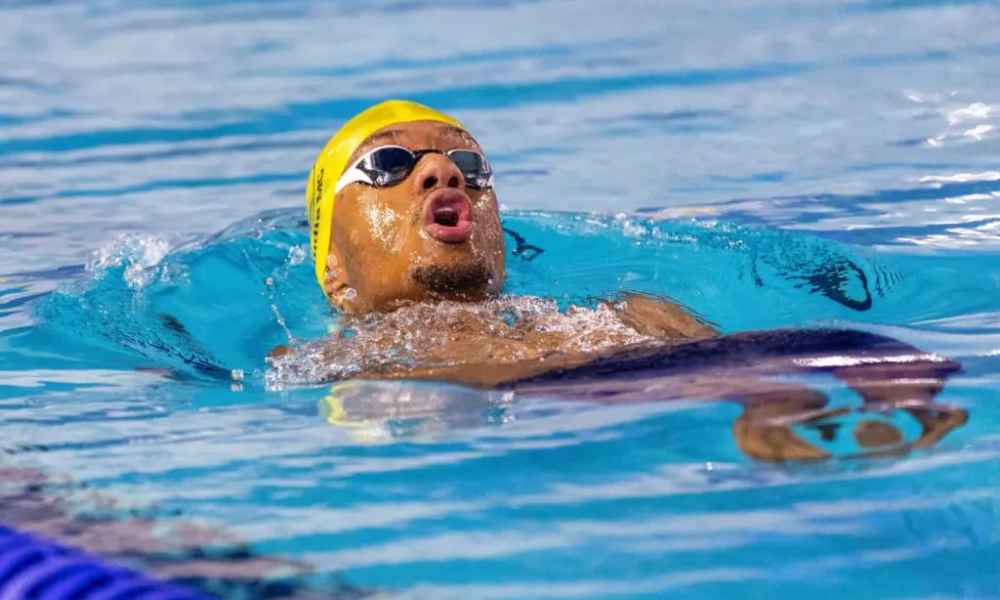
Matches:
[333,145,410,195]
[334,167,374,195]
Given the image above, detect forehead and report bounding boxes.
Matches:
[349,120,482,163]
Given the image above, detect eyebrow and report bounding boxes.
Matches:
[359,128,405,150]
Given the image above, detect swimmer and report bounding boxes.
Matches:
[273,100,715,372]
[271,99,967,460]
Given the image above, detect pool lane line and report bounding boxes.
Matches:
[0,524,220,600]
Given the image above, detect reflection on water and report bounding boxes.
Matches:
[320,380,515,443]
[313,327,969,463]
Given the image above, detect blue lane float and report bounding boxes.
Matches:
[0,525,218,600]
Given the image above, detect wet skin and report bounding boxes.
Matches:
[320,121,507,313]
[275,120,967,462]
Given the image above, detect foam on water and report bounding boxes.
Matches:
[265,295,651,387]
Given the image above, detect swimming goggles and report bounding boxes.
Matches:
[335,145,494,194]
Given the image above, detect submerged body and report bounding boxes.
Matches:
[270,292,716,385]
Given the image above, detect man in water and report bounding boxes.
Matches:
[283,100,715,373]
[304,100,715,336]
[273,99,967,461]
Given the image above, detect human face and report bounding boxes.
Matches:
[323,120,506,313]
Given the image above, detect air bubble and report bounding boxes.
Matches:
[288,246,307,266]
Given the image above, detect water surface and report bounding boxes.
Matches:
[2,0,1000,598]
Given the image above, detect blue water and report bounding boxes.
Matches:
[3,0,1000,598]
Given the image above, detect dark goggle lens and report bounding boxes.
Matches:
[366,147,416,186]
[448,150,492,188]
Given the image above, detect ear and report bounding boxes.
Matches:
[322,253,351,311]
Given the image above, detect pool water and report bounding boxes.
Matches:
[3,0,1000,598]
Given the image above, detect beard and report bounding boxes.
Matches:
[411,258,494,295]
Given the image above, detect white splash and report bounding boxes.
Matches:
[265,295,651,386]
[287,245,307,266]
[88,234,174,290]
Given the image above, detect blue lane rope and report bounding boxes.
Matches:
[0,525,219,600]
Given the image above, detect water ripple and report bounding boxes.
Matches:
[2,0,1000,598]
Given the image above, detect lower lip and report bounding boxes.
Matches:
[425,220,474,243]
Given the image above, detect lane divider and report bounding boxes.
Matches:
[0,525,219,600]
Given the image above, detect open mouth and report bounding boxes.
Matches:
[423,189,474,244]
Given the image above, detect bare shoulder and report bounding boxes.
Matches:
[267,344,292,359]
[610,292,719,339]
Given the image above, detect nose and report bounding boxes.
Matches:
[410,153,464,195]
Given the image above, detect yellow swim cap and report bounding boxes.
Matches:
[306,99,465,288]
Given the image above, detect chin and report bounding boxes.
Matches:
[411,256,496,298]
